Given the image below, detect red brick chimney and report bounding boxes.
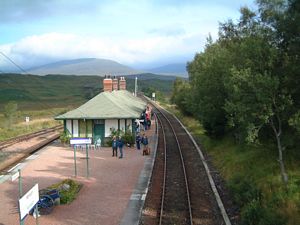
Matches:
[119,77,126,90]
[112,76,118,91]
[103,75,113,92]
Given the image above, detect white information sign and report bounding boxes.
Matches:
[70,138,92,145]
[25,117,30,123]
[11,171,19,182]
[19,183,39,220]
[152,92,155,98]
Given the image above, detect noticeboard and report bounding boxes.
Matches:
[70,138,92,145]
[19,183,39,220]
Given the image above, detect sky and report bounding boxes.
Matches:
[0,0,256,71]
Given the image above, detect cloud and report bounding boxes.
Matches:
[0,32,206,69]
[0,0,103,23]
[148,26,186,36]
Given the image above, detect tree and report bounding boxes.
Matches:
[289,111,300,134]
[225,68,291,184]
[187,42,230,136]
[170,78,193,115]
[3,101,18,129]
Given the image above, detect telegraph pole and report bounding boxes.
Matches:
[135,77,137,96]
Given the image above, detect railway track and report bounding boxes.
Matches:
[156,108,193,224]
[0,125,63,172]
[0,125,62,150]
[141,99,229,225]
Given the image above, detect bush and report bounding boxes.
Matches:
[123,130,135,146]
[59,131,70,144]
[228,174,262,207]
[48,179,82,204]
[241,199,263,225]
[241,200,286,225]
[108,128,134,147]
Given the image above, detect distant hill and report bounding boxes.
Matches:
[27,58,140,76]
[126,73,181,81]
[147,63,188,77]
[0,73,174,110]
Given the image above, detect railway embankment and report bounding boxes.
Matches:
[164,105,298,224]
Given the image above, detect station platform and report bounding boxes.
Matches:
[0,120,157,225]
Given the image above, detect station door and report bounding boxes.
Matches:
[93,124,104,146]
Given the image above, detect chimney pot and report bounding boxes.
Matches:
[119,76,126,90]
[103,76,113,92]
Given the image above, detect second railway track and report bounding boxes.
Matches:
[141,100,227,225]
[0,125,62,150]
[0,125,63,173]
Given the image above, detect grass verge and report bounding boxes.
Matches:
[163,103,300,225]
[0,107,70,141]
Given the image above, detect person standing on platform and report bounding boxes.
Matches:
[143,135,148,150]
[135,119,140,133]
[118,136,124,159]
[112,136,118,157]
[141,111,146,131]
[136,133,141,150]
[141,133,145,151]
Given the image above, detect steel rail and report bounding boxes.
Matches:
[156,113,167,225]
[0,125,63,150]
[150,98,231,225]
[155,107,193,225]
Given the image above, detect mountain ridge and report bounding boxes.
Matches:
[146,63,188,77]
[27,58,140,76]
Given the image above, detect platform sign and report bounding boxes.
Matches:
[70,138,92,145]
[19,183,39,220]
[11,171,19,181]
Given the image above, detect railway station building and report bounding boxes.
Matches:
[55,76,146,145]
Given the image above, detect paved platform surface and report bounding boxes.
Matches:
[0,121,157,225]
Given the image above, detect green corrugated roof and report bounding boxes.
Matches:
[55,90,146,120]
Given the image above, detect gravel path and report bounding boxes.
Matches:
[0,142,147,225]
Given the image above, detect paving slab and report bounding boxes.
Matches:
[0,120,157,225]
[120,120,158,225]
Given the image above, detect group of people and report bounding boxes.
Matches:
[135,105,152,133]
[111,133,149,158]
[111,136,124,159]
[112,105,152,158]
[135,133,149,152]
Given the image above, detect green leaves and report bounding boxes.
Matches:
[3,101,18,129]
[224,67,290,143]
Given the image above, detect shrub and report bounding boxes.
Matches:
[228,174,262,207]
[108,128,134,147]
[59,131,70,144]
[123,130,135,146]
[241,200,286,225]
[48,179,82,204]
[241,199,263,225]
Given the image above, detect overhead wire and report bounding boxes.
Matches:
[0,52,90,118]
[0,52,27,74]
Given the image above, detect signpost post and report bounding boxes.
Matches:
[86,145,89,178]
[10,169,24,225]
[70,138,92,178]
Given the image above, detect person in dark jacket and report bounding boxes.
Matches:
[118,136,124,159]
[142,135,149,155]
[136,133,141,150]
[142,135,148,150]
[112,136,118,157]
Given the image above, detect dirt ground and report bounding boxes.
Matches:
[0,143,147,225]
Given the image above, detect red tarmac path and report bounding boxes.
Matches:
[0,141,149,225]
